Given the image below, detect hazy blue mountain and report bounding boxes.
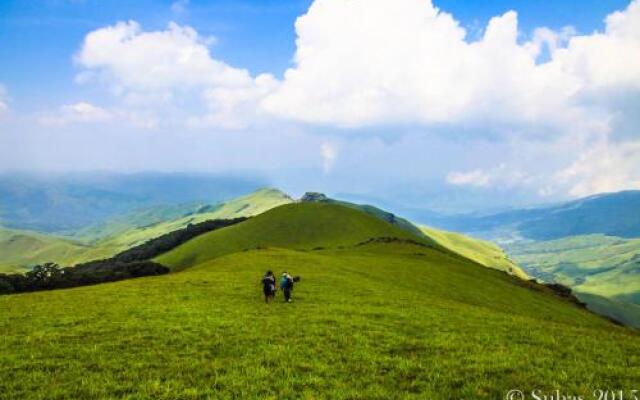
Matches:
[406,190,640,241]
[0,172,266,233]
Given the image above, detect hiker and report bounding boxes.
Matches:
[280,272,294,302]
[262,270,276,303]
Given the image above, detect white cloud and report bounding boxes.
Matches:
[446,164,529,189]
[260,0,570,126]
[555,140,640,197]
[320,142,338,174]
[74,2,640,133]
[447,169,492,188]
[39,102,113,126]
[75,21,275,128]
[171,0,189,14]
[0,84,9,117]
[261,0,640,130]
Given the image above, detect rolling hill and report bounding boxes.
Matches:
[156,202,440,270]
[296,192,529,279]
[1,201,637,399]
[0,228,91,273]
[89,188,293,252]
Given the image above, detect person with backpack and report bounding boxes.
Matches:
[280,272,294,303]
[261,270,276,303]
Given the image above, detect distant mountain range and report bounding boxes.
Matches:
[0,172,266,233]
[413,190,640,241]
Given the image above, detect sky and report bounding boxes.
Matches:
[0,0,639,212]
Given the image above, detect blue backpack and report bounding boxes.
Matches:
[280,276,291,289]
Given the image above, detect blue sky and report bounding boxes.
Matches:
[1,0,639,211]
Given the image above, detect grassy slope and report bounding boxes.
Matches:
[0,228,92,273]
[89,188,293,254]
[156,203,435,271]
[1,211,638,398]
[420,226,529,280]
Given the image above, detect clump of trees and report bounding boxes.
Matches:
[0,261,169,295]
[0,217,249,295]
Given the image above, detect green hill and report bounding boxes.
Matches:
[300,192,425,237]
[1,202,638,399]
[0,228,92,273]
[156,202,437,270]
[91,188,293,252]
[419,226,529,280]
[298,192,528,279]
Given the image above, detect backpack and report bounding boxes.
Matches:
[280,275,291,289]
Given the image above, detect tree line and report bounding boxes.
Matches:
[0,217,248,295]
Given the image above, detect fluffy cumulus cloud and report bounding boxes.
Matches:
[262,0,640,129]
[262,0,562,126]
[555,140,640,197]
[75,21,277,129]
[38,0,640,201]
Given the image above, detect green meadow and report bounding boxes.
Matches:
[1,203,638,399]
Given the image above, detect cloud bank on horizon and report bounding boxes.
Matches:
[1,0,640,210]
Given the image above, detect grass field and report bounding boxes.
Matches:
[1,203,638,399]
